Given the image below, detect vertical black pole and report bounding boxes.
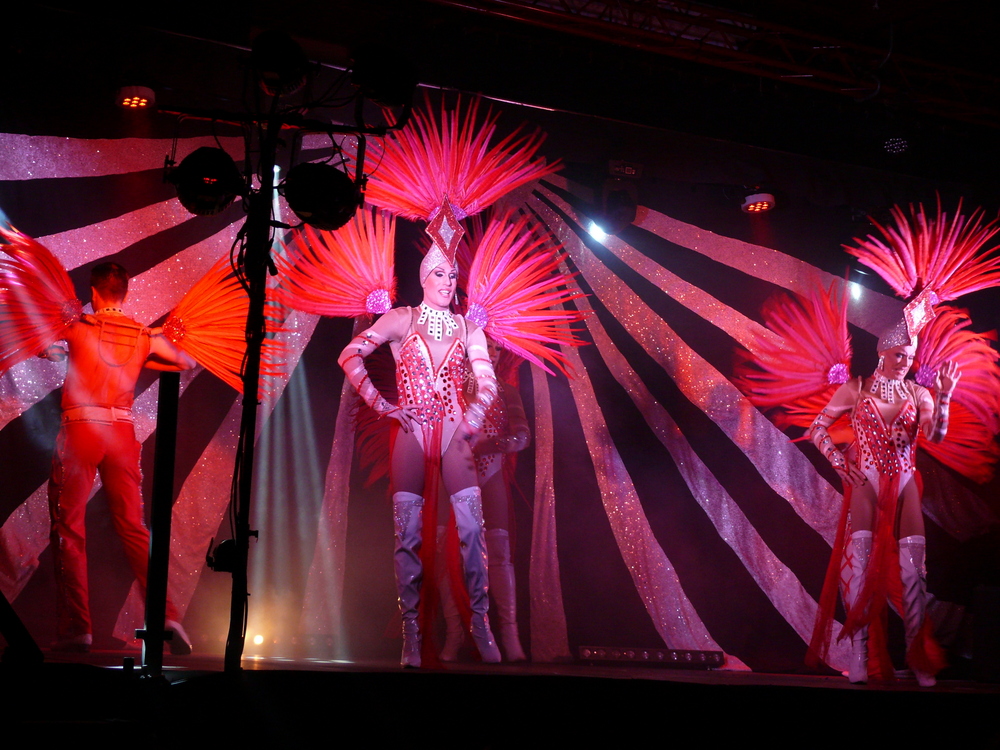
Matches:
[223,118,279,673]
[141,369,180,676]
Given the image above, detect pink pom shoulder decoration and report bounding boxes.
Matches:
[164,255,285,396]
[0,226,81,372]
[845,198,1000,302]
[363,96,560,222]
[733,279,852,420]
[275,208,397,319]
[464,210,585,376]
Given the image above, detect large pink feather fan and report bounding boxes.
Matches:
[845,198,1000,302]
[0,226,82,372]
[733,278,852,419]
[274,208,397,319]
[463,210,585,376]
[363,95,559,222]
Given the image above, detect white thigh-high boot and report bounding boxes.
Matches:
[437,525,465,661]
[393,491,424,668]
[843,530,872,683]
[899,535,936,687]
[485,528,527,662]
[449,486,501,663]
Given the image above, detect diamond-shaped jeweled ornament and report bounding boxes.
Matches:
[425,196,464,266]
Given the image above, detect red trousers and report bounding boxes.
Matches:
[48,420,178,639]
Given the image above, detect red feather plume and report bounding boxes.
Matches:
[845,198,1000,302]
[733,278,852,420]
[363,95,560,221]
[0,226,82,372]
[274,208,397,319]
[163,255,284,396]
[463,210,585,376]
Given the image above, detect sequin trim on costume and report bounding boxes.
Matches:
[869,369,909,403]
[451,487,484,526]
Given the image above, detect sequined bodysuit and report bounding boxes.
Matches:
[395,312,471,453]
[851,391,918,489]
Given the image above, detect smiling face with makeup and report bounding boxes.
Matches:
[877,341,917,381]
[421,262,458,311]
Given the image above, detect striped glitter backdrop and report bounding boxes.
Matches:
[1,119,997,672]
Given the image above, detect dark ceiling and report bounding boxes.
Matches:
[6,1,999,191]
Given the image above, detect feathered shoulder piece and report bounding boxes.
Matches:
[845,197,1000,302]
[0,226,82,372]
[275,208,397,319]
[913,306,1000,482]
[363,95,560,222]
[463,210,585,376]
[733,278,852,419]
[163,255,284,395]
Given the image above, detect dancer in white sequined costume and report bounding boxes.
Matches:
[809,330,958,686]
[338,249,501,668]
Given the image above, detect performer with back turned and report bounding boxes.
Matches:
[43,261,196,652]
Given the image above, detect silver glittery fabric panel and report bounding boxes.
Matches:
[0,134,245,180]
[529,192,843,544]
[527,364,572,662]
[39,200,196,270]
[300,376,361,642]
[125,230,241,326]
[628,193,903,338]
[113,310,319,640]
[573,285,848,668]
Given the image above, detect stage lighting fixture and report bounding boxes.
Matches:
[251,30,310,97]
[579,645,724,669]
[168,147,244,216]
[117,85,155,110]
[742,191,775,214]
[592,178,638,236]
[587,220,608,242]
[351,45,417,109]
[884,137,909,155]
[279,162,360,230]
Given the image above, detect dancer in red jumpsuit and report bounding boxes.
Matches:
[45,262,196,652]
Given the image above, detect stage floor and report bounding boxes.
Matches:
[4,647,998,747]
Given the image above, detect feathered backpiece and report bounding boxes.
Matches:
[913,306,1000,482]
[163,255,284,396]
[914,306,1000,432]
[845,198,1000,302]
[733,278,852,433]
[274,208,397,318]
[363,95,560,222]
[463,210,585,376]
[0,226,82,372]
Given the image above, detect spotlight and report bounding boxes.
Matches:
[592,178,638,236]
[168,147,244,216]
[117,85,155,110]
[279,162,360,230]
[251,30,310,97]
[742,191,775,214]
[587,221,608,242]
